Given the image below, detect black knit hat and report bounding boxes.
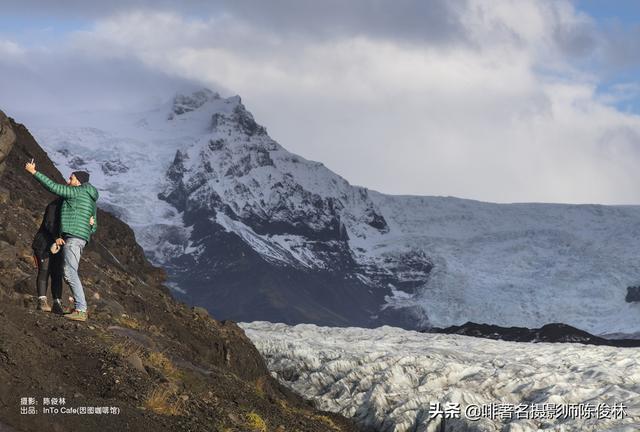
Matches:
[72,171,90,184]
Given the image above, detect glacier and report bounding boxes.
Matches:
[241,321,640,432]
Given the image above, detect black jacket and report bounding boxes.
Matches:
[32,199,62,258]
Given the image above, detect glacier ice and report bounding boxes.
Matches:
[241,321,640,432]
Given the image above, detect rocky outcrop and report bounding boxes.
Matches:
[426,321,640,348]
[0,113,359,432]
[169,88,221,118]
[0,110,16,178]
[626,286,640,302]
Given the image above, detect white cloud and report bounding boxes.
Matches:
[1,0,640,204]
[0,39,24,57]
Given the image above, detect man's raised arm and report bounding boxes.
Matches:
[25,161,80,199]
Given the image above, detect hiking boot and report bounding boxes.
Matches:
[51,301,64,316]
[37,297,51,312]
[65,310,87,322]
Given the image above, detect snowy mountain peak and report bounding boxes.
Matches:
[169,88,221,117]
[209,102,267,137]
[165,89,267,140]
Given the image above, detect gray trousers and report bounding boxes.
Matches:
[63,237,87,312]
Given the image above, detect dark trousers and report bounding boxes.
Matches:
[35,252,63,299]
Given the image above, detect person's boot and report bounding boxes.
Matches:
[65,310,87,322]
[51,300,64,316]
[36,296,51,312]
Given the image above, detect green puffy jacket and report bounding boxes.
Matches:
[34,171,99,242]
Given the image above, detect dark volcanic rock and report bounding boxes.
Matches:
[0,110,16,177]
[232,103,267,136]
[100,159,129,175]
[427,321,640,348]
[170,215,386,328]
[626,286,640,302]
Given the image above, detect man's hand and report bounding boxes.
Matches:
[89,216,95,226]
[55,238,65,246]
[25,159,36,175]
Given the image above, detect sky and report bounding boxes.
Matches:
[1,0,640,205]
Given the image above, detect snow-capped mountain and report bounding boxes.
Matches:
[241,321,640,432]
[27,88,640,335]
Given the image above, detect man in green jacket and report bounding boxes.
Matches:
[25,160,98,322]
